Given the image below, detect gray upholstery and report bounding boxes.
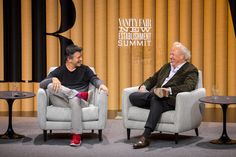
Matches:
[122,70,206,143]
[37,67,108,141]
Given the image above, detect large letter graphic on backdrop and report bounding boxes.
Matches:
[46,0,76,64]
[3,0,22,82]
[228,0,236,36]
[32,0,76,82]
[32,0,46,82]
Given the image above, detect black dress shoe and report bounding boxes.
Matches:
[133,136,150,149]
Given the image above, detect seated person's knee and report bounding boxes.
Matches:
[47,83,54,91]
[129,92,138,104]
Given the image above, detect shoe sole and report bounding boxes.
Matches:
[133,144,149,149]
[70,142,82,147]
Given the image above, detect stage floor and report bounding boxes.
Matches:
[0,117,236,157]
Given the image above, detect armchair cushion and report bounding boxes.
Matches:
[46,104,99,122]
[128,106,175,124]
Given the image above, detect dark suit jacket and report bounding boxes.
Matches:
[141,62,198,106]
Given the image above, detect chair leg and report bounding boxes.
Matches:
[49,130,52,135]
[98,130,103,141]
[195,128,199,136]
[127,128,131,140]
[43,130,47,142]
[91,130,94,133]
[159,131,162,134]
[174,133,178,144]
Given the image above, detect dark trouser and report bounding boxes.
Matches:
[129,92,175,132]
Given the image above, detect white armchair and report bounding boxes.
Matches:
[37,67,108,141]
[122,70,206,144]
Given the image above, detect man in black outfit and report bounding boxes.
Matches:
[40,44,108,146]
[130,42,198,149]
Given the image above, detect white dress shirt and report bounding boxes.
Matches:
[161,62,186,94]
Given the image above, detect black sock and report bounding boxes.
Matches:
[143,127,152,138]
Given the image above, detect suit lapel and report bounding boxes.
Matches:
[163,62,189,87]
[158,64,171,87]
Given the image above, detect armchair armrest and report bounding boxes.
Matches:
[122,86,139,128]
[174,88,206,132]
[37,88,49,130]
[94,89,108,129]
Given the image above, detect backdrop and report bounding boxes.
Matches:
[0,0,235,122]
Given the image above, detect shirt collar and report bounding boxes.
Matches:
[171,61,186,72]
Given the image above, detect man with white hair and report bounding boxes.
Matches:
[130,42,198,149]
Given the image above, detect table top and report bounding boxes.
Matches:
[199,96,236,105]
[0,91,35,100]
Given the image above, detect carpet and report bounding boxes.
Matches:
[0,117,236,157]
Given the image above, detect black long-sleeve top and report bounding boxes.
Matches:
[40,64,103,92]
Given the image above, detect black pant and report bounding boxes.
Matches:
[129,92,175,131]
